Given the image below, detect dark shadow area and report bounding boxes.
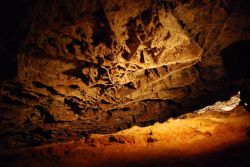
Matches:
[115,140,250,167]
[0,139,250,167]
[110,140,250,167]
[0,1,29,82]
[221,40,250,81]
[221,40,250,110]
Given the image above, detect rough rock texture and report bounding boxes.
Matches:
[1,105,250,167]
[1,0,250,148]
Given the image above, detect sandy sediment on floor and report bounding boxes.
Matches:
[1,104,250,167]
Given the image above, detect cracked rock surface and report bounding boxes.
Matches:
[1,0,250,148]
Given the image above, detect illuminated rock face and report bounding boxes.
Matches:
[0,0,250,147]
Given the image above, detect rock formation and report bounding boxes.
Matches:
[0,0,250,148]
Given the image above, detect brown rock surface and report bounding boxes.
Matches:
[1,105,250,167]
[0,0,250,148]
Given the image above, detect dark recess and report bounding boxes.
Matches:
[64,97,82,114]
[35,105,55,123]
[0,1,29,82]
[141,9,152,25]
[221,40,250,81]
[221,40,250,109]
[92,3,113,47]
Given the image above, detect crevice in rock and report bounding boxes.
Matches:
[35,105,55,123]
[92,2,113,47]
[64,97,82,114]
[124,18,140,60]
[32,81,63,96]
[68,84,80,90]
[140,51,145,63]
[124,82,136,89]
[141,8,152,25]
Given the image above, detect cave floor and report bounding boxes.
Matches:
[1,105,250,167]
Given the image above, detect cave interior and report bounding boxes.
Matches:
[0,0,250,167]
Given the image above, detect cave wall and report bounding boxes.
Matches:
[1,0,250,148]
